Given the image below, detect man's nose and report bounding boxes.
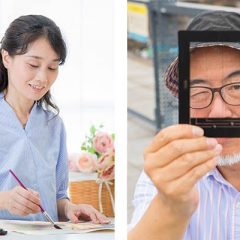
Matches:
[208,93,232,118]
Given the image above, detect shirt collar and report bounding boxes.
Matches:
[205,167,234,188]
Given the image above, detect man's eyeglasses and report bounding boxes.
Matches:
[190,82,240,109]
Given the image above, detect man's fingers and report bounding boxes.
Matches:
[157,158,217,201]
[145,124,204,153]
[177,158,217,195]
[154,144,222,182]
[146,137,218,168]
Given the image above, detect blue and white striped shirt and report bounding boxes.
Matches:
[0,92,68,221]
[130,169,240,239]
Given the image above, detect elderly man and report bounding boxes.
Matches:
[128,11,240,240]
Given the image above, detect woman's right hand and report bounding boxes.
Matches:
[4,186,41,216]
[144,124,222,218]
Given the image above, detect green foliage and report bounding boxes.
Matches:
[90,125,96,136]
[111,133,115,141]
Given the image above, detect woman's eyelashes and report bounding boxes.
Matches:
[48,67,58,71]
[28,63,58,71]
[28,63,38,68]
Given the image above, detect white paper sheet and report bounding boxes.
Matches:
[0,220,114,235]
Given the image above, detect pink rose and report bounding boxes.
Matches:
[99,163,114,181]
[97,149,115,180]
[68,153,80,172]
[98,149,115,170]
[93,132,114,154]
[75,152,98,173]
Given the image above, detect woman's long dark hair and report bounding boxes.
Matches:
[0,15,67,114]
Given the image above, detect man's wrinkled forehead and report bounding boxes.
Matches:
[190,46,240,85]
[190,45,240,58]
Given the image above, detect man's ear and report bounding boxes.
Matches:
[1,49,11,69]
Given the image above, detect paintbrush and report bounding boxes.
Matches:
[9,169,62,230]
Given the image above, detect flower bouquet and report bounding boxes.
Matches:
[68,125,115,216]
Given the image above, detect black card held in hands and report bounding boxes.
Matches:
[178,30,240,137]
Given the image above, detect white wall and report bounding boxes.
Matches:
[0,0,115,152]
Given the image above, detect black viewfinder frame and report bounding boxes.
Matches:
[178,31,240,137]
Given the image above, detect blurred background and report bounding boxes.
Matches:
[127,0,240,222]
[0,0,115,153]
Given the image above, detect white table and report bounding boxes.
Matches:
[0,231,114,240]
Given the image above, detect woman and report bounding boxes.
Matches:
[0,14,108,224]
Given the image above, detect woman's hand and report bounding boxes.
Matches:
[4,186,41,216]
[65,202,110,224]
[144,124,222,217]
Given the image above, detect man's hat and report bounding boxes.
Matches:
[165,10,240,97]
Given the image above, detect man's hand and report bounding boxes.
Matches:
[144,124,222,217]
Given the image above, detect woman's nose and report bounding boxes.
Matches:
[208,94,232,118]
[35,69,48,85]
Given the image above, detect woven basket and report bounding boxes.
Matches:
[69,179,115,217]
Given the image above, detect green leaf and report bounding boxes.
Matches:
[89,148,96,154]
[111,133,115,141]
[90,125,96,135]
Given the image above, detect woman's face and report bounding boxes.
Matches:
[2,37,59,103]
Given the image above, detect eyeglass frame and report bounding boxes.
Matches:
[190,82,240,109]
